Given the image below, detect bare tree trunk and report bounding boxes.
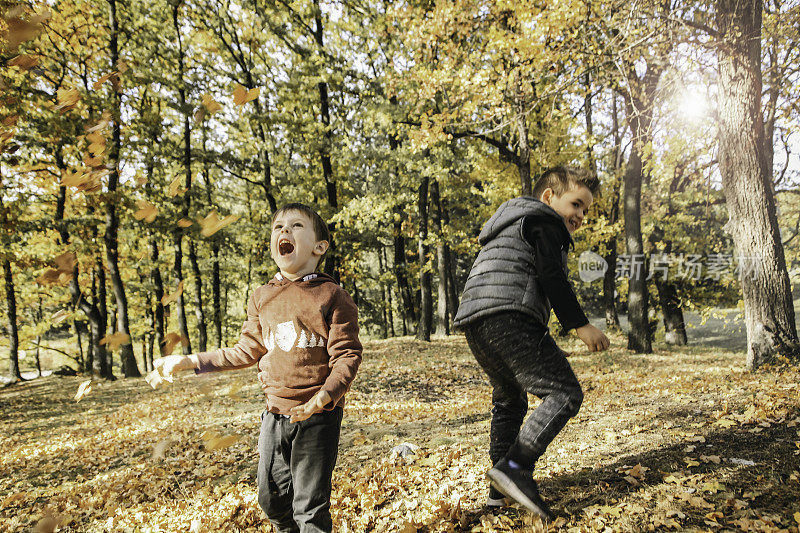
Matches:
[622,133,652,353]
[73,319,84,371]
[430,179,449,335]
[604,93,623,330]
[515,113,531,196]
[173,1,193,355]
[105,0,139,377]
[150,237,165,356]
[416,177,433,341]
[3,258,21,383]
[188,241,207,352]
[381,246,396,337]
[312,0,339,280]
[716,0,799,368]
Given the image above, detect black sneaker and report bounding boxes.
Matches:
[486,486,507,508]
[487,459,555,521]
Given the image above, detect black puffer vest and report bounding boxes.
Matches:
[453,197,572,328]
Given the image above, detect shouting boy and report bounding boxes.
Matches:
[155,203,361,533]
[453,166,610,521]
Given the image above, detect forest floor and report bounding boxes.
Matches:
[1,331,799,532]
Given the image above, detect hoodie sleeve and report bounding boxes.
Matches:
[320,287,363,406]
[523,217,589,331]
[195,290,267,373]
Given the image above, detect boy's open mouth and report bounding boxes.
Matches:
[278,239,295,255]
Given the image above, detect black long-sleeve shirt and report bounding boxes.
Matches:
[522,216,589,331]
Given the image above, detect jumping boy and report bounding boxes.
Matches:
[155,203,362,533]
[453,166,610,521]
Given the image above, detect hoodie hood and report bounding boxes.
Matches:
[478,196,574,248]
[268,272,338,287]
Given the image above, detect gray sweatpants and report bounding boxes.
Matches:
[463,312,584,470]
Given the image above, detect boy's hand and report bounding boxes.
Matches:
[289,390,332,423]
[153,354,198,381]
[575,324,610,352]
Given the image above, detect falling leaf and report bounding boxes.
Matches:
[167,175,188,197]
[75,380,93,402]
[92,71,118,91]
[232,84,247,105]
[33,510,62,533]
[134,173,147,186]
[7,54,38,70]
[193,107,206,124]
[54,252,77,274]
[145,369,171,389]
[100,332,131,351]
[133,200,158,223]
[227,382,242,400]
[51,309,71,324]
[203,432,240,451]
[54,88,80,112]
[36,269,62,285]
[161,280,184,306]
[160,331,189,356]
[151,439,175,460]
[177,218,193,228]
[201,93,222,114]
[198,210,239,237]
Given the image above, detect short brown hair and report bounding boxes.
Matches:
[272,203,331,244]
[531,166,600,199]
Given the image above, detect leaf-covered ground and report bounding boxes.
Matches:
[2,333,799,532]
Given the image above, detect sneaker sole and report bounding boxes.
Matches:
[486,497,507,508]
[487,469,553,521]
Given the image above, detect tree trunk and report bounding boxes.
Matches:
[622,133,652,353]
[604,92,623,330]
[377,247,389,338]
[381,246,396,337]
[430,179,449,335]
[173,1,193,355]
[73,319,84,371]
[515,113,532,196]
[312,0,339,280]
[3,258,21,383]
[150,237,165,356]
[716,0,799,368]
[188,241,208,352]
[105,0,139,377]
[416,177,433,341]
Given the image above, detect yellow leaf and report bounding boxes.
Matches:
[794,511,800,525]
[177,218,194,228]
[168,175,187,197]
[232,84,247,105]
[198,210,239,237]
[204,433,240,451]
[227,382,242,399]
[245,87,260,103]
[193,107,206,124]
[86,132,105,145]
[202,93,222,114]
[75,380,93,402]
[36,269,63,286]
[99,332,131,351]
[133,200,158,223]
[161,280,184,306]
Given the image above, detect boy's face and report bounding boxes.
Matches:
[540,184,594,234]
[270,210,329,280]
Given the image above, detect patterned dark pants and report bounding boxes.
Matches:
[257,407,343,533]
[463,312,584,469]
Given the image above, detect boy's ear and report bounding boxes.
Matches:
[314,240,329,256]
[540,187,554,205]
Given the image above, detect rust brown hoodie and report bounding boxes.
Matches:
[195,272,362,415]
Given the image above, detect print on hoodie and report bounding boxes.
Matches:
[264,320,326,352]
